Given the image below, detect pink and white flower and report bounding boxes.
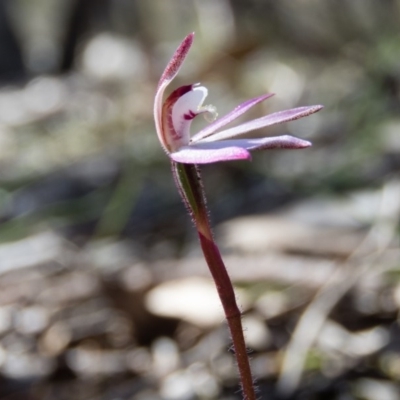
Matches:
[154,33,322,164]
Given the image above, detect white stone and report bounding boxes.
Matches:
[145,277,224,327]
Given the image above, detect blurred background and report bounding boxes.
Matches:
[0,0,399,399]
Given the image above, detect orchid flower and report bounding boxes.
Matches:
[154,32,322,164]
[153,33,323,400]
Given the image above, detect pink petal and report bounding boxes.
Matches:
[157,33,195,90]
[200,105,323,142]
[169,134,310,164]
[217,135,312,150]
[154,33,194,152]
[191,93,274,143]
[170,145,251,164]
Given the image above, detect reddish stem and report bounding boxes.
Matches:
[198,231,256,400]
[172,162,256,400]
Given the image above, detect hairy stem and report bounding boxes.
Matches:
[198,231,256,400]
[172,161,256,400]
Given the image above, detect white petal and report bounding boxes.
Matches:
[171,86,208,145]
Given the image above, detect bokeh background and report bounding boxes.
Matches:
[0,0,399,399]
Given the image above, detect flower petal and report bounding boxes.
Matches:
[199,105,323,142]
[169,134,310,164]
[216,135,312,150]
[154,33,194,152]
[169,86,209,149]
[170,144,251,164]
[191,93,274,143]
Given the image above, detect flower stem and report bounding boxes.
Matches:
[172,162,256,400]
[198,231,256,400]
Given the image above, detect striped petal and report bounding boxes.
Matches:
[191,93,274,143]
[163,85,216,151]
[199,105,323,143]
